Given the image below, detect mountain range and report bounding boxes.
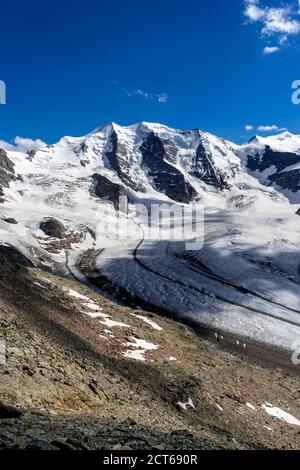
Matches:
[1,122,300,449]
[1,122,300,355]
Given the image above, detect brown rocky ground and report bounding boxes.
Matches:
[0,252,299,450]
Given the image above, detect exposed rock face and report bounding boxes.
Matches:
[247,146,300,173]
[140,132,197,203]
[268,168,300,193]
[3,218,18,225]
[0,149,15,202]
[92,173,126,210]
[296,208,300,216]
[191,138,230,189]
[40,218,66,239]
[0,404,23,420]
[26,150,36,161]
[73,141,90,167]
[247,146,300,193]
[105,130,145,192]
[0,246,35,267]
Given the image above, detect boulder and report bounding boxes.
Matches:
[0,404,23,420]
[3,218,18,224]
[40,218,66,239]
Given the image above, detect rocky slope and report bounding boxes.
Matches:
[0,250,299,450]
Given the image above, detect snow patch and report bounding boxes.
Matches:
[131,314,162,331]
[83,301,102,311]
[123,337,158,362]
[177,398,195,411]
[262,403,300,426]
[85,311,107,319]
[100,318,130,328]
[246,403,256,411]
[33,282,47,289]
[67,289,90,301]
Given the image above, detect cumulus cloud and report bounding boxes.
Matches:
[244,123,287,133]
[244,0,300,52]
[0,137,47,153]
[263,45,280,54]
[245,0,265,21]
[257,124,287,132]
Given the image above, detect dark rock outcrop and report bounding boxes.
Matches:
[27,150,37,161]
[92,173,126,210]
[268,168,300,193]
[3,218,18,224]
[105,130,145,192]
[0,404,23,420]
[73,141,90,167]
[40,218,66,239]
[191,139,230,189]
[0,149,16,203]
[247,146,300,193]
[0,149,15,174]
[140,132,197,203]
[247,146,300,174]
[0,245,35,267]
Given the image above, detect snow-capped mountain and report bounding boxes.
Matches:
[1,123,300,355]
[0,121,289,210]
[236,132,300,204]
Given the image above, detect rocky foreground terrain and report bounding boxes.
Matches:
[0,249,299,450]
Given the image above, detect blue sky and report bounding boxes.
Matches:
[0,0,300,144]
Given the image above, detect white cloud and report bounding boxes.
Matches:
[262,7,300,35]
[279,35,288,45]
[0,137,47,153]
[244,0,300,52]
[119,85,168,104]
[245,2,265,22]
[257,124,287,132]
[263,46,280,54]
[156,93,168,103]
[243,123,288,133]
[135,89,150,99]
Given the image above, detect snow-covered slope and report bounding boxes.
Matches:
[0,123,300,355]
[236,132,300,203]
